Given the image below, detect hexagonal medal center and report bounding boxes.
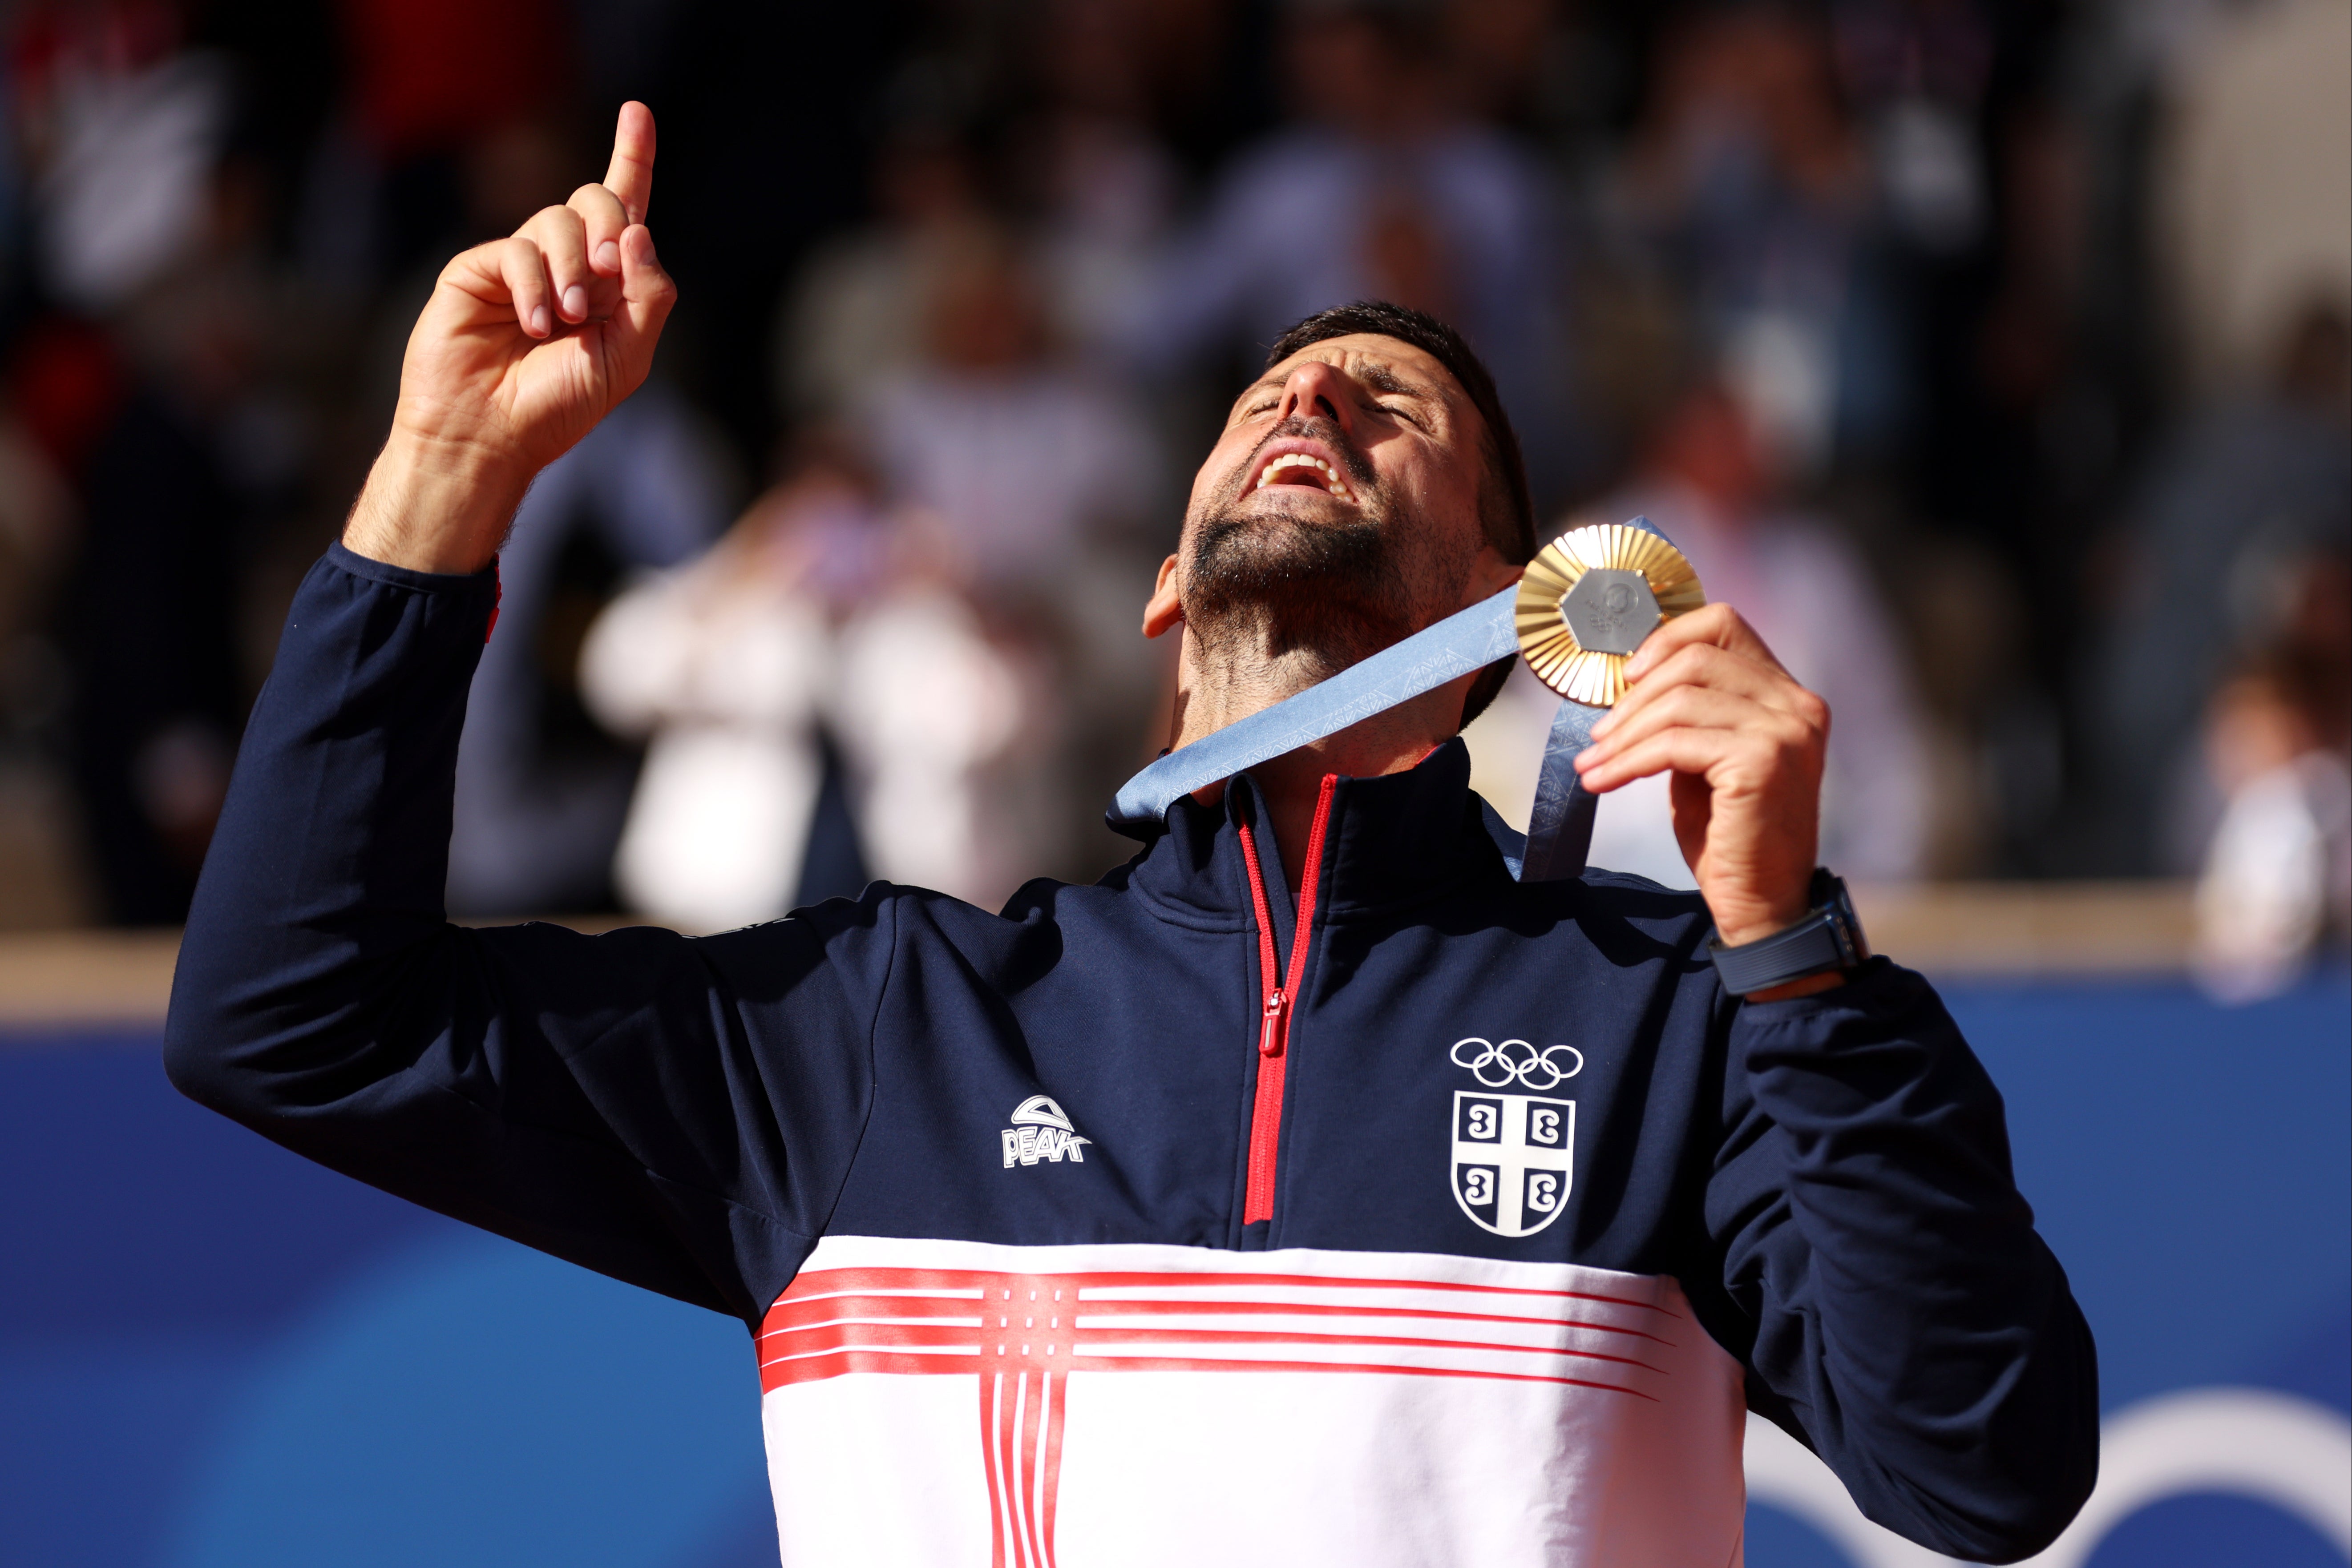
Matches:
[1558,568,1661,656]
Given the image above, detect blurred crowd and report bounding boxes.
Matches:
[0,0,2341,992]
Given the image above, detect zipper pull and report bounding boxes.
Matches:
[1259,989,1287,1056]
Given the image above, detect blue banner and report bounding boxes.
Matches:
[3,976,2344,1568]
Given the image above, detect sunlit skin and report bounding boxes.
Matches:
[344,104,1838,988]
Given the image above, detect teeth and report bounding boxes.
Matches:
[1254,452,1351,497]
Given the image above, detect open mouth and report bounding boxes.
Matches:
[1253,447,1354,501]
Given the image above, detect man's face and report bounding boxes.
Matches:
[1172,334,1499,669]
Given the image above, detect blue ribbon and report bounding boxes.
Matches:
[1109,517,1674,884]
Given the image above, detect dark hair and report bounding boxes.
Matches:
[1263,301,1534,726]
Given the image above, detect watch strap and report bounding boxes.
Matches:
[1708,871,1868,996]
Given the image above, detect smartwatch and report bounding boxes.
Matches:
[1708,868,1870,997]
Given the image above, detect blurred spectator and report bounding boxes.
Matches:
[1834,0,1994,259]
[340,0,566,278]
[2159,0,2352,402]
[1594,375,1929,884]
[581,447,1032,927]
[6,0,317,923]
[445,382,730,917]
[2191,554,2352,1001]
[0,0,2334,938]
[0,338,93,927]
[55,365,241,924]
[776,126,992,426]
[1614,1,1897,474]
[10,0,231,312]
[1125,0,1570,500]
[1010,0,1182,362]
[857,224,1164,590]
[2088,0,2352,882]
[845,221,1171,881]
[2095,303,2352,873]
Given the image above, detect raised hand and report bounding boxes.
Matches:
[1573,603,1831,963]
[344,102,677,575]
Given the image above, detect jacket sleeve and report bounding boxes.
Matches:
[165,544,888,1325]
[1705,958,2099,1562]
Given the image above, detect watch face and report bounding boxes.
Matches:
[1824,881,1868,964]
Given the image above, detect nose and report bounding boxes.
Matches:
[1273,359,1356,437]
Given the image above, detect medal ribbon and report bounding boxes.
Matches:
[1110,518,1677,883]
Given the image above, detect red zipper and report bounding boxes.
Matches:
[1234,774,1336,1226]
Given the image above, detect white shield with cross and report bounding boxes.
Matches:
[1451,1091,1575,1238]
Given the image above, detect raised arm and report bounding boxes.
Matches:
[164,108,884,1324]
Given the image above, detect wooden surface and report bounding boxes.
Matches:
[0,930,185,1027]
[1852,881,2199,981]
[0,883,2200,1029]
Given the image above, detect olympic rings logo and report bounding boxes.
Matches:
[1450,1037,1584,1090]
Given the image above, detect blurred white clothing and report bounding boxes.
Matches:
[37,53,228,310]
[2195,751,2352,1003]
[582,569,832,933]
[582,555,1028,930]
[832,590,1026,901]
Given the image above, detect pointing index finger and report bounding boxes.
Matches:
[602,101,656,225]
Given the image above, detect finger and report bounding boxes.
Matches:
[1584,684,1781,762]
[608,223,677,377]
[521,205,594,323]
[1574,723,1758,794]
[489,235,555,339]
[1594,641,1822,739]
[569,181,630,275]
[1622,602,1788,683]
[602,101,657,226]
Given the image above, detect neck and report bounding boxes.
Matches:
[1168,622,1477,896]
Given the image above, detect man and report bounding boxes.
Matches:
[167,105,2096,1565]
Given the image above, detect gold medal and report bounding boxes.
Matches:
[1515,523,1705,706]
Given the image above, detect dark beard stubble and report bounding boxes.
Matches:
[1182,424,1426,677]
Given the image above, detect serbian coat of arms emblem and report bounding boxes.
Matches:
[1447,1037,1580,1238]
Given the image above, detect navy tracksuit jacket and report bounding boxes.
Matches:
[166,545,2097,1565]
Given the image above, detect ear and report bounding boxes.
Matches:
[1142,553,1184,638]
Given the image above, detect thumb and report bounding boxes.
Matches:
[610,223,677,385]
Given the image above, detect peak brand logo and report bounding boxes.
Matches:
[1001,1096,1093,1169]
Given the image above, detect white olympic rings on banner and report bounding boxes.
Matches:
[1450,1037,1584,1090]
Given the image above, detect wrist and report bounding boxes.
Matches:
[1708,869,1869,999]
[343,429,530,575]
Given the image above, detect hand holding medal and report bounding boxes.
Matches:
[1570,552,1830,951]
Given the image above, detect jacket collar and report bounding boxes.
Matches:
[1121,738,1507,926]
